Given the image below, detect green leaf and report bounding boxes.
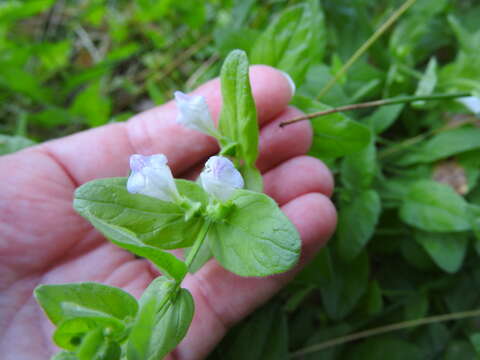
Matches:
[444,340,477,359]
[400,180,470,232]
[250,1,325,83]
[51,351,77,360]
[87,217,188,281]
[415,231,468,273]
[397,128,480,166]
[317,248,370,320]
[469,204,480,255]
[292,95,372,158]
[341,136,376,190]
[0,134,35,155]
[70,80,111,127]
[210,303,288,360]
[127,278,194,360]
[34,283,138,326]
[76,328,121,360]
[413,57,437,107]
[337,190,381,261]
[364,281,383,316]
[364,103,404,135]
[404,293,429,321]
[208,190,300,277]
[345,337,423,360]
[219,50,259,171]
[74,178,207,250]
[53,318,114,351]
[469,333,480,355]
[241,165,263,192]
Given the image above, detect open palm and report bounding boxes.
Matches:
[0,66,336,360]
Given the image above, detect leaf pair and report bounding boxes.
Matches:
[35,280,193,360]
[74,177,300,278]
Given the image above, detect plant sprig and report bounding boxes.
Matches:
[34,50,301,360]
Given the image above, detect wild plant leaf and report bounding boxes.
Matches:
[337,189,381,261]
[415,231,468,273]
[87,217,188,281]
[208,190,300,277]
[404,293,429,321]
[469,204,480,255]
[345,337,423,360]
[400,180,470,232]
[444,340,477,359]
[218,49,259,170]
[34,282,138,326]
[413,57,437,107]
[70,80,111,127]
[127,278,194,360]
[316,248,370,321]
[0,134,35,155]
[76,328,121,360]
[53,318,117,351]
[51,351,77,360]
[341,136,376,190]
[210,303,288,360]
[74,178,207,249]
[250,1,325,83]
[364,281,383,316]
[469,333,480,355]
[397,128,480,166]
[389,0,448,63]
[363,103,404,135]
[292,95,371,158]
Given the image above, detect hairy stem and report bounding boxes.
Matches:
[291,308,480,358]
[280,92,470,127]
[316,0,418,100]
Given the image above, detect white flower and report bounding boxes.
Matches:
[200,156,244,202]
[127,154,180,202]
[458,96,480,115]
[174,91,219,137]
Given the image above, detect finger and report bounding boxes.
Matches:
[263,155,334,205]
[178,106,312,180]
[172,193,337,359]
[256,106,311,172]
[36,66,294,186]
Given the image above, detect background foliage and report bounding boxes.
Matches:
[2,0,480,358]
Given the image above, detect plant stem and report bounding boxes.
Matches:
[185,220,212,269]
[280,92,470,127]
[290,308,480,358]
[316,0,418,100]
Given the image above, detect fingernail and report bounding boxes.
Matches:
[279,70,296,96]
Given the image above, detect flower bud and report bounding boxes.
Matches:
[174,91,219,137]
[200,156,244,202]
[127,154,180,202]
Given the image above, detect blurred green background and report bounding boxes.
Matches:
[3,0,480,359]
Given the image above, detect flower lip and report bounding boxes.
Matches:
[127,153,180,202]
[174,91,219,137]
[200,156,244,202]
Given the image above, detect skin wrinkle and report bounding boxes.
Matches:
[37,145,79,188]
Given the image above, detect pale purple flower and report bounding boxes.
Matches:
[200,156,244,202]
[127,154,180,202]
[458,96,480,115]
[174,91,219,137]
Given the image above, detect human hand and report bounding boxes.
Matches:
[0,66,336,360]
